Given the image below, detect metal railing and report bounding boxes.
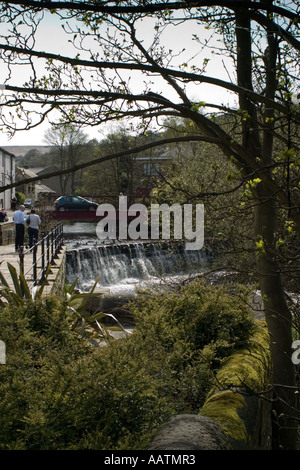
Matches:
[19,223,64,290]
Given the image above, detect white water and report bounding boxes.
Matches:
[65,240,212,294]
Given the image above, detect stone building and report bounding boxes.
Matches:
[0,147,15,210]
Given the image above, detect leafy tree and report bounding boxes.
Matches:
[152,116,257,282]
[0,0,300,448]
[81,128,137,201]
[80,127,164,202]
[43,124,90,193]
[18,148,45,168]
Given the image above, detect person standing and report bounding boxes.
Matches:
[0,208,8,223]
[13,205,26,252]
[11,196,17,211]
[25,209,41,248]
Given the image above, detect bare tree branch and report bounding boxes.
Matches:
[1,0,298,22]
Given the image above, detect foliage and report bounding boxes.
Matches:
[18,149,46,168]
[15,192,25,206]
[0,262,51,305]
[65,276,131,345]
[151,117,257,283]
[79,128,164,201]
[0,262,127,345]
[0,296,91,450]
[43,124,90,194]
[130,280,256,369]
[0,279,256,450]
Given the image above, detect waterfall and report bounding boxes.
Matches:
[66,241,212,293]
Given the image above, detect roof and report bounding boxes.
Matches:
[36,183,56,194]
[0,147,16,158]
[16,167,56,194]
[16,166,38,178]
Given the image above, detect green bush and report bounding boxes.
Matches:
[0,297,90,449]
[15,192,26,206]
[0,281,256,450]
[130,281,256,368]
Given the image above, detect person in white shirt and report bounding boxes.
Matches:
[25,209,41,248]
[13,205,26,252]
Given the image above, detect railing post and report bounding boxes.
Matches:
[54,225,58,257]
[51,230,54,263]
[41,237,45,283]
[19,248,24,276]
[59,223,63,250]
[56,225,59,252]
[33,241,37,285]
[47,232,50,269]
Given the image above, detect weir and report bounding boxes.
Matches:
[65,241,212,293]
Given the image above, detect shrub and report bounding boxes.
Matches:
[0,297,90,449]
[130,280,256,368]
[0,280,256,450]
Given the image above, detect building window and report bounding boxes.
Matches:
[143,163,160,176]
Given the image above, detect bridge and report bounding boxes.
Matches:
[48,210,99,221]
[48,210,137,221]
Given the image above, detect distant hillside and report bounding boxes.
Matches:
[2,145,52,157]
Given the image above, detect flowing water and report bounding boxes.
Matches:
[64,222,212,326]
[65,239,212,294]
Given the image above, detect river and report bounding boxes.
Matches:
[63,221,212,294]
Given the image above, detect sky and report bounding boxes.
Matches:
[1,8,236,147]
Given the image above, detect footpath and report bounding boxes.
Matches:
[0,210,66,295]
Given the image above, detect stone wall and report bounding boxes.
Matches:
[0,222,15,246]
[49,247,67,297]
[149,321,272,450]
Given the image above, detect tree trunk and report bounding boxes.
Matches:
[255,188,297,449]
[235,5,297,449]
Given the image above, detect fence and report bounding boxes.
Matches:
[19,223,64,290]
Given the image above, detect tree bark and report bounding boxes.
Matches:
[255,189,297,449]
[235,5,297,449]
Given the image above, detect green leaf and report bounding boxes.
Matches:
[66,277,79,296]
[19,270,31,299]
[73,276,100,314]
[34,264,53,300]
[7,263,22,298]
[0,269,9,288]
